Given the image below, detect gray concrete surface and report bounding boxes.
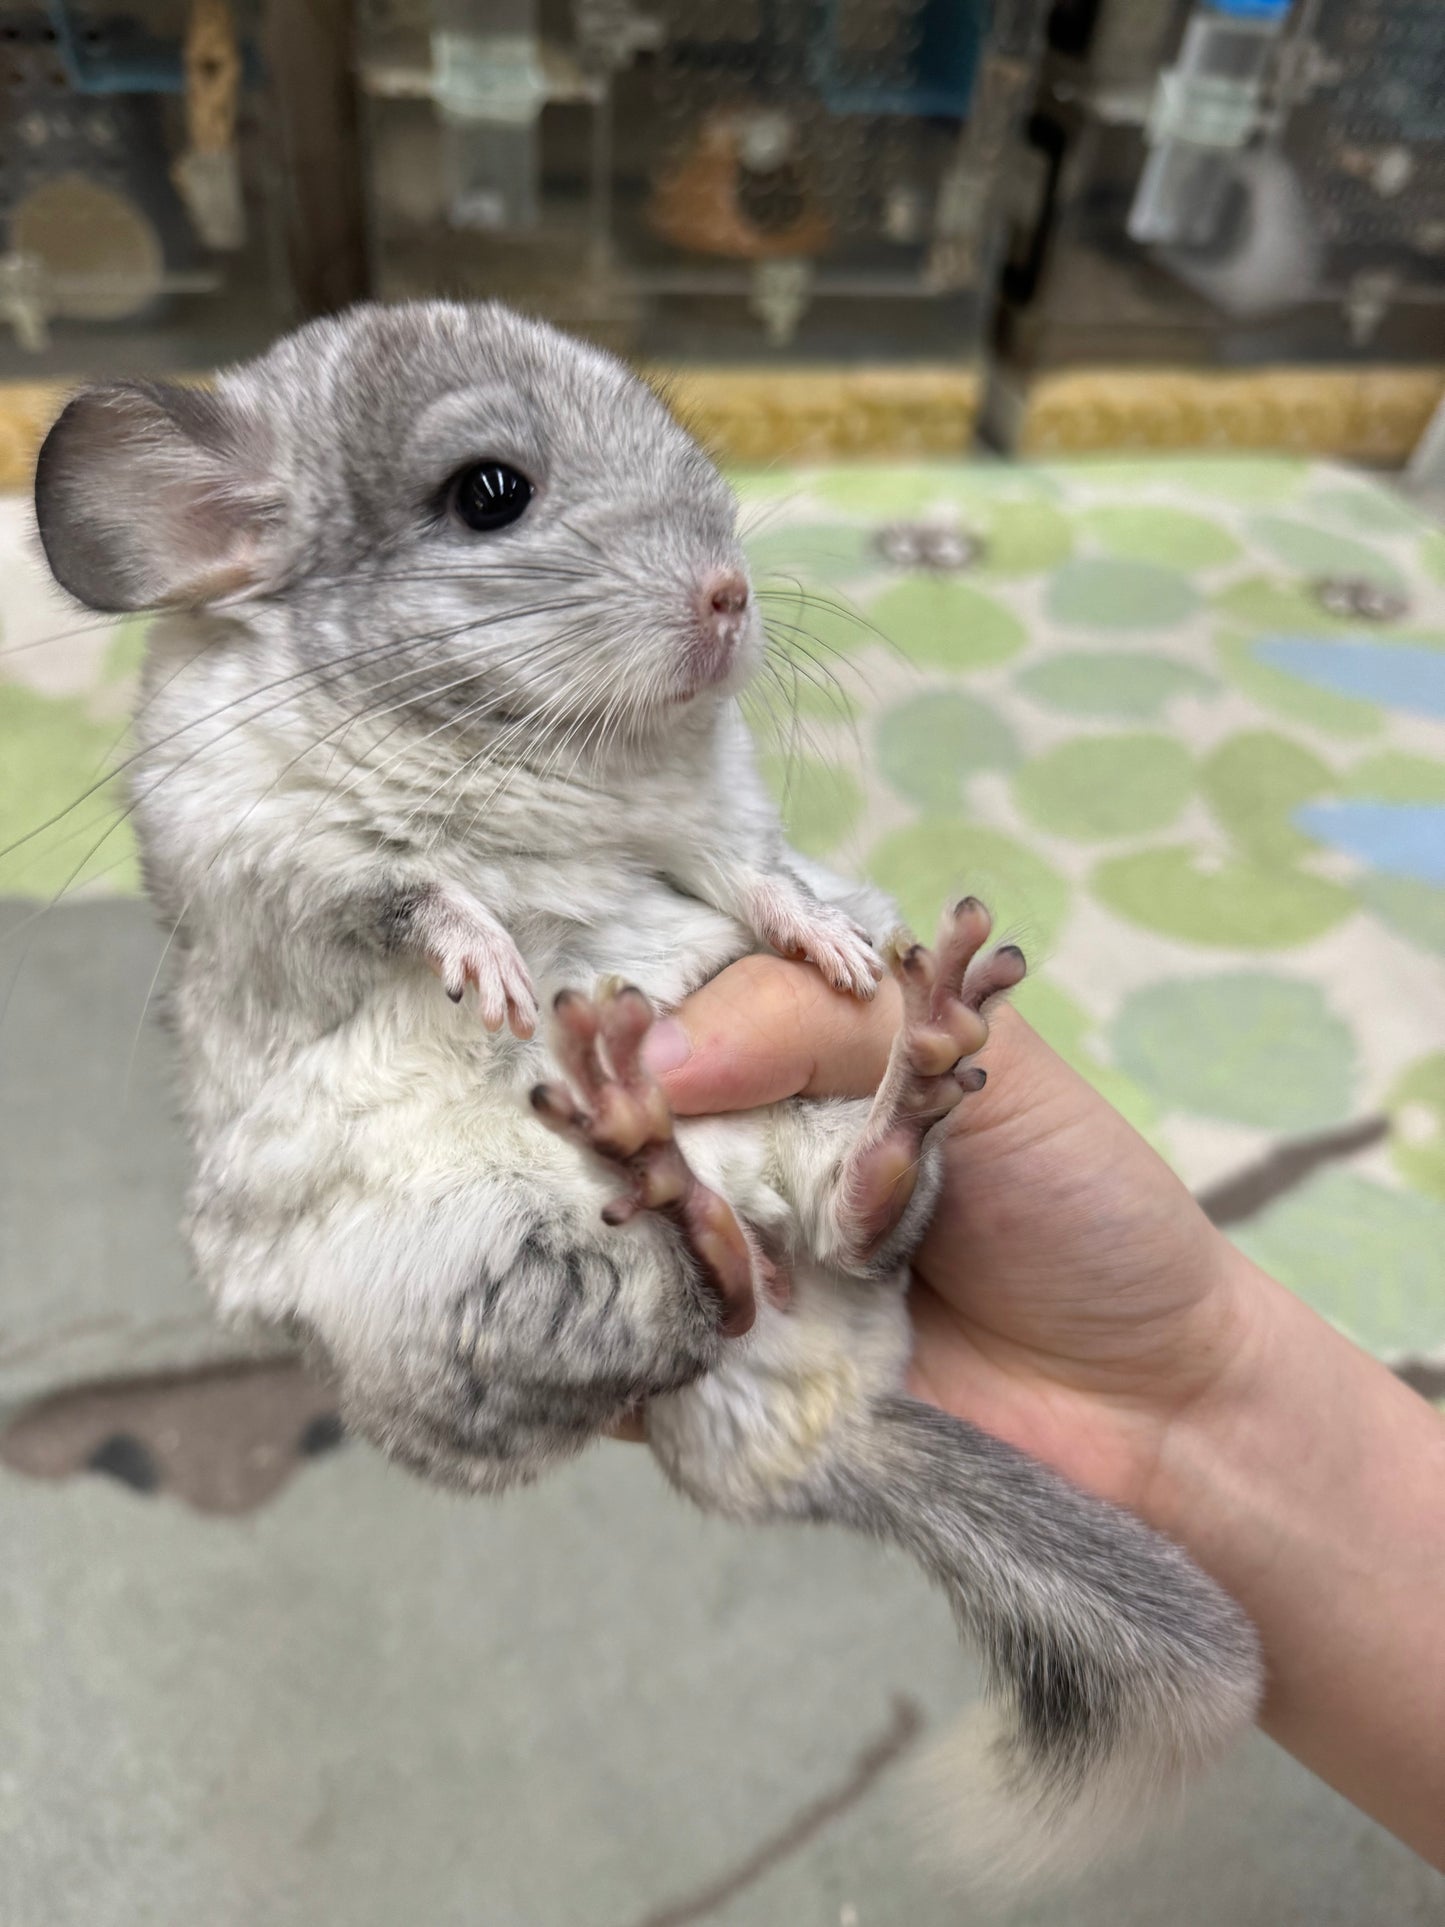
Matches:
[5,1440,1442,1927]
[0,901,285,1416]
[2,900,1443,1926]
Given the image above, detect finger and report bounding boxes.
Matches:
[641,954,904,1116]
[962,942,1027,1012]
[597,984,657,1097]
[507,1001,537,1041]
[932,897,993,1011]
[475,978,508,1031]
[505,971,539,1040]
[528,1080,592,1148]
[550,989,610,1104]
[885,934,935,1027]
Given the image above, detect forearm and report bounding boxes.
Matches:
[1152,1248,1445,1867]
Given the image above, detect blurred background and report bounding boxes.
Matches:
[1,4,1443,1924]
[2,0,1445,457]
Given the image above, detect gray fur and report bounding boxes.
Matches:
[33,300,1261,1886]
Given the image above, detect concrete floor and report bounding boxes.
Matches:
[2,902,1443,1927]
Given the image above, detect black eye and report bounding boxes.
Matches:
[450,461,533,533]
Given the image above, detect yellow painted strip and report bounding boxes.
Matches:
[0,382,72,492]
[6,359,1437,483]
[1018,365,1445,463]
[649,365,983,465]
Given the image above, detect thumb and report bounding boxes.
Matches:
[641,954,903,1115]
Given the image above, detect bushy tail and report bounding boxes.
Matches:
[820,1395,1262,1889]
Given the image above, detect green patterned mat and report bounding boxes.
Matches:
[2,457,1443,1372]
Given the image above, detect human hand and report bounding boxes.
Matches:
[638,939,1259,1516]
[637,934,1445,1868]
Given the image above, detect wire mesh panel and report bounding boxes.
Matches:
[359,0,1050,362]
[997,0,1445,380]
[0,0,287,375]
[1290,0,1445,257]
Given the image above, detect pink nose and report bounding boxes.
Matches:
[703,571,749,622]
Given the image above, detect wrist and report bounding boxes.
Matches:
[1148,1233,1443,1604]
[1142,1239,1301,1576]
[1143,1244,1445,1862]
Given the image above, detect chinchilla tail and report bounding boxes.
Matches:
[817,1394,1263,1890]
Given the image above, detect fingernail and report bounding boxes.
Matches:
[640,1018,691,1077]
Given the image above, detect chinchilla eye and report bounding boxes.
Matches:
[450,461,533,533]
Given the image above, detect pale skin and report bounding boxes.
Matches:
[621,953,1445,1873]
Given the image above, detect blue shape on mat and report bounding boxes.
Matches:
[1295,802,1445,885]
[1254,638,1445,719]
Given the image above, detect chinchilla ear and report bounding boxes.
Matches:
[34,380,282,613]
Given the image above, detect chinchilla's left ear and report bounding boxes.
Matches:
[34,379,283,613]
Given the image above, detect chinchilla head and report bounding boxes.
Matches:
[34,300,760,752]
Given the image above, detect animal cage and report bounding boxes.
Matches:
[358,0,1051,363]
[0,0,293,378]
[999,0,1445,377]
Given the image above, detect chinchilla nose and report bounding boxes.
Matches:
[699,570,749,626]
